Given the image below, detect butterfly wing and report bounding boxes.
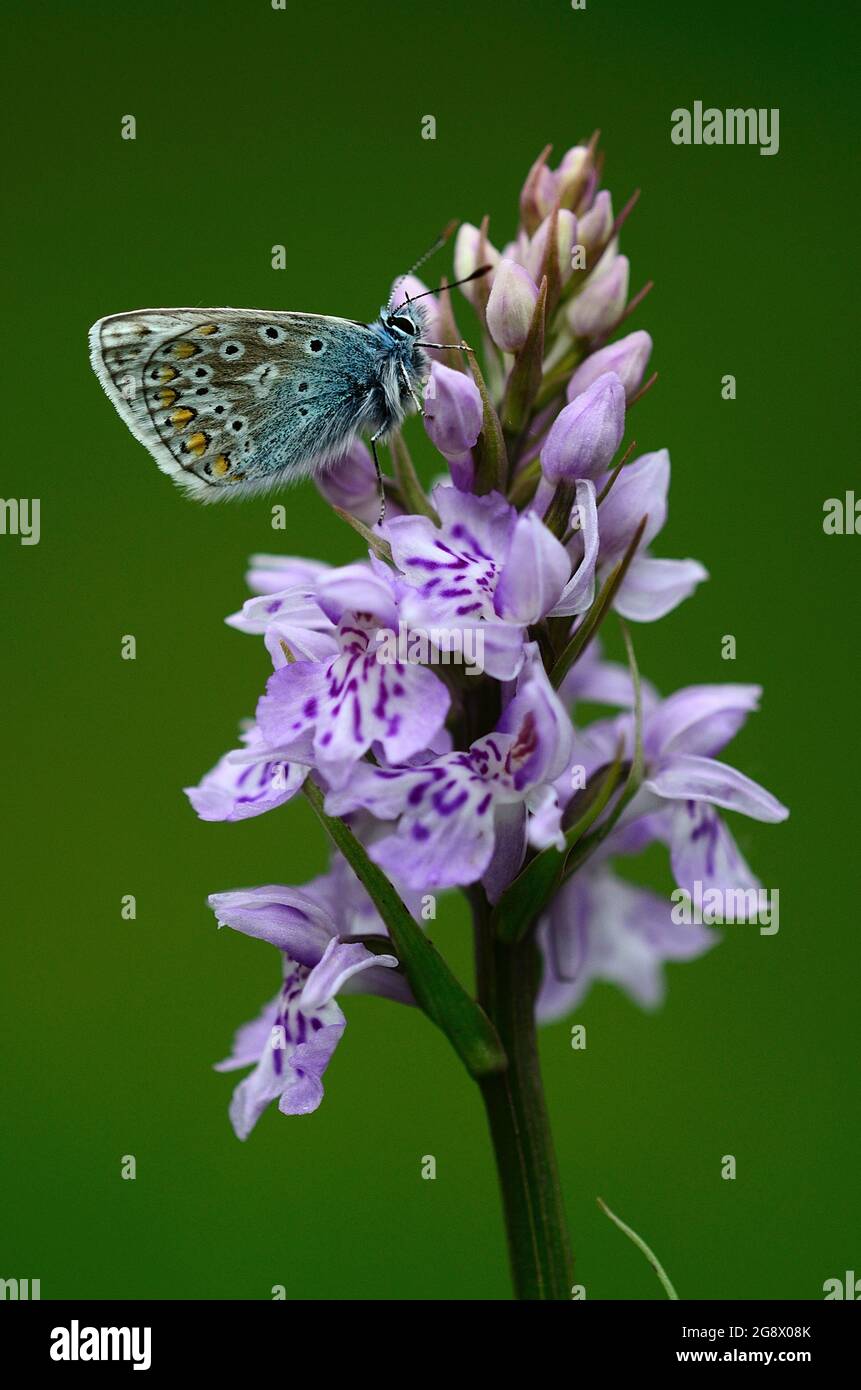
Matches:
[89,308,382,499]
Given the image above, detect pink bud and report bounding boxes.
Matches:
[424,361,482,457]
[526,209,578,285]
[454,222,500,307]
[568,255,630,339]
[316,440,382,525]
[486,259,540,353]
[566,330,653,402]
[555,146,593,212]
[579,190,614,262]
[541,372,626,483]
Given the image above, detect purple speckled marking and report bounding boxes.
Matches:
[432,785,469,816]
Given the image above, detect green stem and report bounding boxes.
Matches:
[472,892,574,1299]
[597,1197,679,1299]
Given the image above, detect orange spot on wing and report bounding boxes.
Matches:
[170,407,196,430]
[185,432,210,457]
[173,341,200,359]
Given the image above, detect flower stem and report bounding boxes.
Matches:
[472,892,574,1299]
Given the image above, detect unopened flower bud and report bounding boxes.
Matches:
[579,190,614,263]
[526,209,578,286]
[424,361,482,457]
[566,330,653,402]
[454,222,500,307]
[519,145,556,234]
[541,372,626,483]
[555,145,593,213]
[486,259,540,353]
[567,254,630,339]
[316,440,382,525]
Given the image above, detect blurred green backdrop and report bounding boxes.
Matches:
[2,0,858,1300]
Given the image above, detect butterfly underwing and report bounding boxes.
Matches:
[88,302,432,501]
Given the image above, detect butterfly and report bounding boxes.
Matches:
[88,247,487,510]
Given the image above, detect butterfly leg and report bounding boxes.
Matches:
[414,341,474,353]
[370,429,387,525]
[399,362,425,419]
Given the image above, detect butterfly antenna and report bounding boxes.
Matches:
[393,265,493,314]
[389,220,460,308]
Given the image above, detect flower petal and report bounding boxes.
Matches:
[596,448,669,564]
[494,510,571,623]
[549,479,599,616]
[208,885,335,962]
[646,753,789,822]
[500,646,574,791]
[300,938,398,1010]
[185,731,307,823]
[244,555,330,598]
[664,801,762,899]
[645,684,763,760]
[614,554,708,621]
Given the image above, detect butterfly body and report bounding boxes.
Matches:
[88,302,429,500]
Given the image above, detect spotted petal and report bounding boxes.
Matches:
[185,725,308,822]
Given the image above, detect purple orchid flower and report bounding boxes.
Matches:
[256,563,451,788]
[212,878,406,1138]
[568,683,789,898]
[383,484,585,677]
[536,862,715,1017]
[326,646,572,897]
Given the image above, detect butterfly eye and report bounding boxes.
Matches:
[388,315,416,335]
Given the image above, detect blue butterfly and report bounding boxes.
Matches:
[88,251,486,510]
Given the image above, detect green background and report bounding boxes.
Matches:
[3,0,858,1300]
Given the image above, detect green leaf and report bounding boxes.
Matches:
[302,779,507,1079]
[332,507,395,567]
[469,350,508,495]
[597,1198,679,1300]
[549,515,647,687]
[492,750,624,944]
